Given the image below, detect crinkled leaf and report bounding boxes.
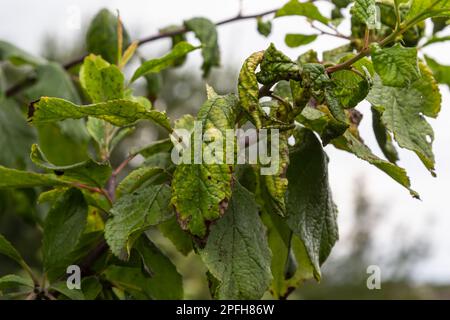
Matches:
[199,182,272,299]
[131,42,198,82]
[86,8,131,64]
[286,128,338,279]
[276,0,329,24]
[42,188,88,281]
[28,97,171,132]
[258,131,290,216]
[371,43,420,87]
[350,0,378,29]
[331,69,370,108]
[367,63,441,175]
[238,51,265,128]
[285,34,317,48]
[105,182,172,259]
[184,18,220,77]
[256,43,300,85]
[296,105,348,143]
[171,93,237,237]
[30,144,111,187]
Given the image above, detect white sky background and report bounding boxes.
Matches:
[1,0,449,283]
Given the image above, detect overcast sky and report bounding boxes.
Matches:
[1,0,449,282]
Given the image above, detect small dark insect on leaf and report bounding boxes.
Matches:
[53,170,64,176]
[27,99,40,121]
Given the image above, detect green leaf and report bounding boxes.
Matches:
[350,0,378,29]
[322,44,354,63]
[105,182,173,259]
[0,40,45,66]
[81,277,103,300]
[331,69,370,108]
[134,236,183,299]
[238,50,265,128]
[258,131,290,216]
[158,217,193,256]
[285,34,318,48]
[80,54,124,103]
[103,236,183,299]
[422,35,450,47]
[425,55,450,88]
[371,43,420,87]
[28,97,171,132]
[333,131,418,197]
[257,17,272,37]
[0,274,33,290]
[171,93,238,237]
[0,233,27,267]
[50,281,85,300]
[199,182,272,299]
[30,144,111,187]
[23,62,90,165]
[405,0,450,22]
[367,62,441,175]
[372,106,399,163]
[131,42,198,82]
[0,165,64,189]
[116,167,165,198]
[261,212,315,299]
[42,188,88,280]
[184,18,220,77]
[256,17,272,38]
[0,99,35,167]
[285,129,338,279]
[159,25,189,67]
[256,43,300,85]
[276,0,329,24]
[86,8,131,64]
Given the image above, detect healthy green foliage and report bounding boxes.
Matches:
[0,0,448,300]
